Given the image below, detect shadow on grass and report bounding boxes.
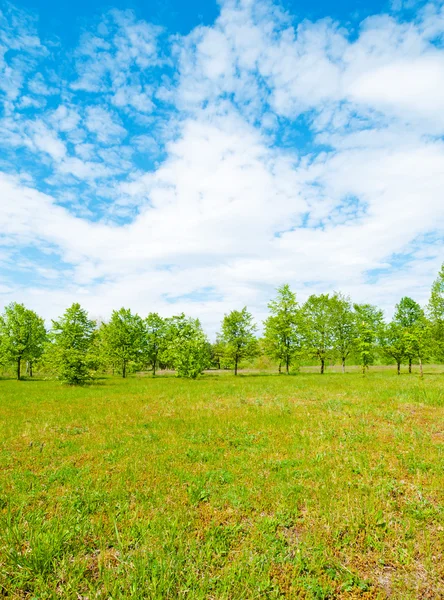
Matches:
[1,368,442,384]
[0,377,47,382]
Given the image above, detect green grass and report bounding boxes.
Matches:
[0,369,443,599]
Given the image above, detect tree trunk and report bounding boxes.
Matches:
[17,357,21,381]
[278,362,281,374]
[122,360,126,378]
[419,357,423,379]
[234,357,238,376]
[320,358,325,374]
[409,358,412,374]
[362,364,365,375]
[29,362,33,377]
[286,357,289,374]
[342,357,346,373]
[397,361,400,375]
[153,361,156,377]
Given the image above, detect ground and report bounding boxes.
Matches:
[0,368,443,599]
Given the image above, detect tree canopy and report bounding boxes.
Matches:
[1,263,443,381]
[300,294,335,374]
[100,308,145,378]
[220,308,258,375]
[263,284,301,373]
[427,264,444,361]
[353,303,384,374]
[161,314,210,378]
[0,303,46,380]
[47,303,97,385]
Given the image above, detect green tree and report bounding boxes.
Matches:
[353,303,384,374]
[100,308,145,378]
[220,308,258,375]
[48,303,96,384]
[25,310,47,377]
[330,292,355,373]
[394,296,424,372]
[403,317,433,378]
[161,314,209,378]
[381,321,406,375]
[0,303,46,380]
[300,294,335,374]
[211,335,227,370]
[427,263,444,362]
[145,313,166,376]
[263,284,301,373]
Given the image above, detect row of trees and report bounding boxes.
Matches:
[1,264,443,383]
[262,289,428,376]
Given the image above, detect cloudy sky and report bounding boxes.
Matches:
[1,0,443,335]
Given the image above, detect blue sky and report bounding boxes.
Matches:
[1,0,443,333]
[16,0,391,39]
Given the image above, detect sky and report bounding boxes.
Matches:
[1,0,444,335]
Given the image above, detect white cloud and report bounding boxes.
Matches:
[49,105,81,132]
[85,106,127,143]
[17,95,46,109]
[112,85,154,113]
[71,9,162,111]
[0,5,44,106]
[28,73,58,96]
[346,55,444,127]
[57,156,114,180]
[29,121,66,161]
[0,0,444,335]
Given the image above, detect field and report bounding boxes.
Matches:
[0,369,443,599]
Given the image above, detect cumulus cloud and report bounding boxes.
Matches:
[0,0,443,334]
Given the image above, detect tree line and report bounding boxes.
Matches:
[0,264,443,383]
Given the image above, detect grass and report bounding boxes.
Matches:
[0,369,443,599]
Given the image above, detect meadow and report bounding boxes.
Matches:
[0,368,443,599]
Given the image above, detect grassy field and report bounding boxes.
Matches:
[0,369,443,599]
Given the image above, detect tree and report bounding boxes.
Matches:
[48,303,96,385]
[403,317,433,378]
[394,296,424,373]
[300,294,335,374]
[330,293,355,373]
[100,308,145,378]
[263,284,301,373]
[427,263,444,362]
[381,321,406,375]
[25,310,47,377]
[211,335,227,370]
[161,314,210,378]
[353,303,384,374]
[220,308,258,375]
[145,313,166,376]
[0,303,46,380]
